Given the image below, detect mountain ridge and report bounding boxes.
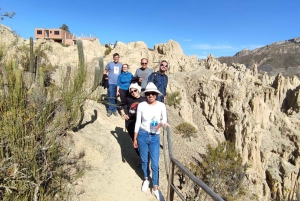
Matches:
[218,37,300,77]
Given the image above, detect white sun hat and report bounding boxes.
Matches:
[129,83,141,93]
[141,82,163,96]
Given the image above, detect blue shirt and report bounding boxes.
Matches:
[105,61,122,84]
[148,71,168,98]
[117,72,133,90]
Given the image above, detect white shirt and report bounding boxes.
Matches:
[134,101,167,134]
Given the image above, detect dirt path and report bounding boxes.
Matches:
[70,100,168,201]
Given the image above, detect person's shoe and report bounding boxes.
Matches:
[107,112,112,117]
[141,180,150,192]
[152,189,165,201]
[113,111,118,116]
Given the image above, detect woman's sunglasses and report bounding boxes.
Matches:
[130,89,138,94]
[145,92,158,96]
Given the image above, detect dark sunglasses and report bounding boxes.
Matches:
[145,92,158,96]
[130,89,138,94]
[160,64,168,68]
[141,63,148,65]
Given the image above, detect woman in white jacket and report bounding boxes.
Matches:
[133,82,169,201]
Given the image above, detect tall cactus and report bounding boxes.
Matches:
[39,67,44,89]
[29,37,34,73]
[99,56,104,73]
[91,57,104,91]
[77,40,84,67]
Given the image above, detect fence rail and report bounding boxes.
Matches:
[163,127,224,201]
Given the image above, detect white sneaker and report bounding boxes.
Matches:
[152,189,165,201]
[141,180,150,192]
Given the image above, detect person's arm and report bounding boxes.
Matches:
[120,109,129,120]
[155,103,168,130]
[119,97,129,119]
[104,63,110,74]
[133,103,143,148]
[116,75,121,96]
[148,73,154,83]
[164,75,168,103]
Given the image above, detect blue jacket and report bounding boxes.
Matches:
[148,72,168,102]
[117,72,133,90]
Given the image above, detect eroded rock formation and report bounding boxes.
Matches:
[1,24,300,200]
[167,55,300,200]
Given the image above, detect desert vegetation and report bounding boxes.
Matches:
[176,141,247,201]
[175,122,198,139]
[0,35,99,200]
[166,91,182,107]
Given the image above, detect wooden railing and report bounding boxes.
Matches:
[162,127,224,201]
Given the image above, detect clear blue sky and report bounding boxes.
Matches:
[1,0,299,58]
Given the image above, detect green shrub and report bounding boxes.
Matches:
[175,122,197,139]
[187,141,247,200]
[166,91,181,107]
[0,37,88,200]
[104,45,112,56]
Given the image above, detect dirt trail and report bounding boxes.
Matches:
[70,100,168,201]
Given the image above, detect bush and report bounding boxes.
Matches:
[175,122,197,139]
[104,45,112,56]
[166,91,181,107]
[0,38,88,200]
[187,141,247,200]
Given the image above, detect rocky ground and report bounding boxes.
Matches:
[69,99,169,201]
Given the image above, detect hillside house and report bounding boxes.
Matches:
[35,28,98,45]
[35,28,76,45]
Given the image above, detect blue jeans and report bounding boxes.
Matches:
[108,84,117,112]
[137,128,160,186]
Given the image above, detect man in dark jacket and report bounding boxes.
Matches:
[147,60,168,103]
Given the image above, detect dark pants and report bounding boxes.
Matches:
[126,120,140,156]
[119,89,128,104]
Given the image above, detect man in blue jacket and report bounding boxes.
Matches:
[148,60,168,103]
[104,53,122,116]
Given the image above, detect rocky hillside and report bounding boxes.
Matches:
[218,38,300,78]
[1,24,300,200]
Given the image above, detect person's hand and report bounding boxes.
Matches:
[122,114,129,120]
[164,96,167,104]
[138,77,142,82]
[116,91,120,97]
[133,140,138,148]
[154,123,162,131]
[164,123,170,129]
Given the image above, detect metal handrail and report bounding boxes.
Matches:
[163,127,224,201]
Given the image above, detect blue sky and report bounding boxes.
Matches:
[1,0,299,58]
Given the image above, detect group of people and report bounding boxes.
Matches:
[103,53,169,201]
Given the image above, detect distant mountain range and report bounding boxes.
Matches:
[218,38,300,77]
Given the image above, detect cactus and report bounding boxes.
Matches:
[92,66,101,91]
[29,37,34,73]
[77,40,84,67]
[99,56,104,73]
[39,67,44,88]
[91,57,104,92]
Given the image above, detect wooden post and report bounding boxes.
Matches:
[167,161,175,201]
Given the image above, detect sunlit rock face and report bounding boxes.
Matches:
[1,24,300,200]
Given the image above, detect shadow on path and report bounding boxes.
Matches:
[111,126,144,180]
[73,109,98,132]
